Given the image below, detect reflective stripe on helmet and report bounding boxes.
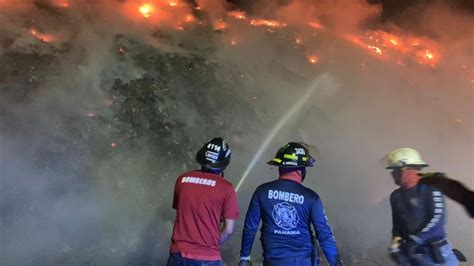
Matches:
[283,154,298,160]
[271,158,283,163]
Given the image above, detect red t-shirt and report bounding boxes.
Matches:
[170,170,239,260]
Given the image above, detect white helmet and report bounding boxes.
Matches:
[385,148,428,169]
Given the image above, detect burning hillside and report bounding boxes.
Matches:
[0,0,472,265]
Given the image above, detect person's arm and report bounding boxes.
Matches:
[172,177,181,209]
[240,190,261,261]
[390,192,402,239]
[221,186,240,244]
[220,218,235,244]
[311,197,342,266]
[409,187,445,244]
[389,192,404,263]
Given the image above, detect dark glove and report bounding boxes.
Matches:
[238,259,252,266]
[389,250,406,264]
[388,237,406,264]
[401,238,420,266]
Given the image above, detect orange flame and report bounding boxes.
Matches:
[184,14,195,23]
[53,0,69,8]
[308,22,324,29]
[227,11,247,20]
[367,45,382,55]
[31,29,56,43]
[307,55,319,64]
[139,3,154,18]
[250,19,286,28]
[214,20,227,31]
[424,50,434,60]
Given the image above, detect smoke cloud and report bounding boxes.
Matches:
[0,0,472,265]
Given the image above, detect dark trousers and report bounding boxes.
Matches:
[263,256,317,266]
[167,253,222,266]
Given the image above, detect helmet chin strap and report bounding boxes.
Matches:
[301,167,306,181]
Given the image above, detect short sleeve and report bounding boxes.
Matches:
[222,186,240,219]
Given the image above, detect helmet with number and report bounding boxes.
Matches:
[385,148,428,169]
[196,137,231,170]
[267,142,316,168]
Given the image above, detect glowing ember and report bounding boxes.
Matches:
[87,112,96,117]
[231,39,237,46]
[111,142,118,148]
[169,1,177,7]
[250,19,286,28]
[389,39,398,46]
[295,37,302,44]
[307,55,319,64]
[175,25,184,31]
[227,11,247,20]
[139,3,154,18]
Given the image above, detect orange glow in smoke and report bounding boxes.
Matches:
[139,3,154,18]
[77,1,444,69]
[53,0,69,8]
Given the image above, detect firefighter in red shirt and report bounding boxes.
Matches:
[168,137,240,266]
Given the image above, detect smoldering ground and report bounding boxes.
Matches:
[0,0,472,265]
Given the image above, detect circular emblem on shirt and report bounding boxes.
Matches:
[272,202,299,230]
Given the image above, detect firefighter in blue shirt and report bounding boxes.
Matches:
[385,148,459,265]
[239,142,342,266]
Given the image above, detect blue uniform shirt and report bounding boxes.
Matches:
[390,183,447,244]
[240,179,340,265]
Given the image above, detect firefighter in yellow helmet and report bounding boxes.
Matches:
[385,148,460,265]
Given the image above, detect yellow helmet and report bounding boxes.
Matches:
[385,148,428,169]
